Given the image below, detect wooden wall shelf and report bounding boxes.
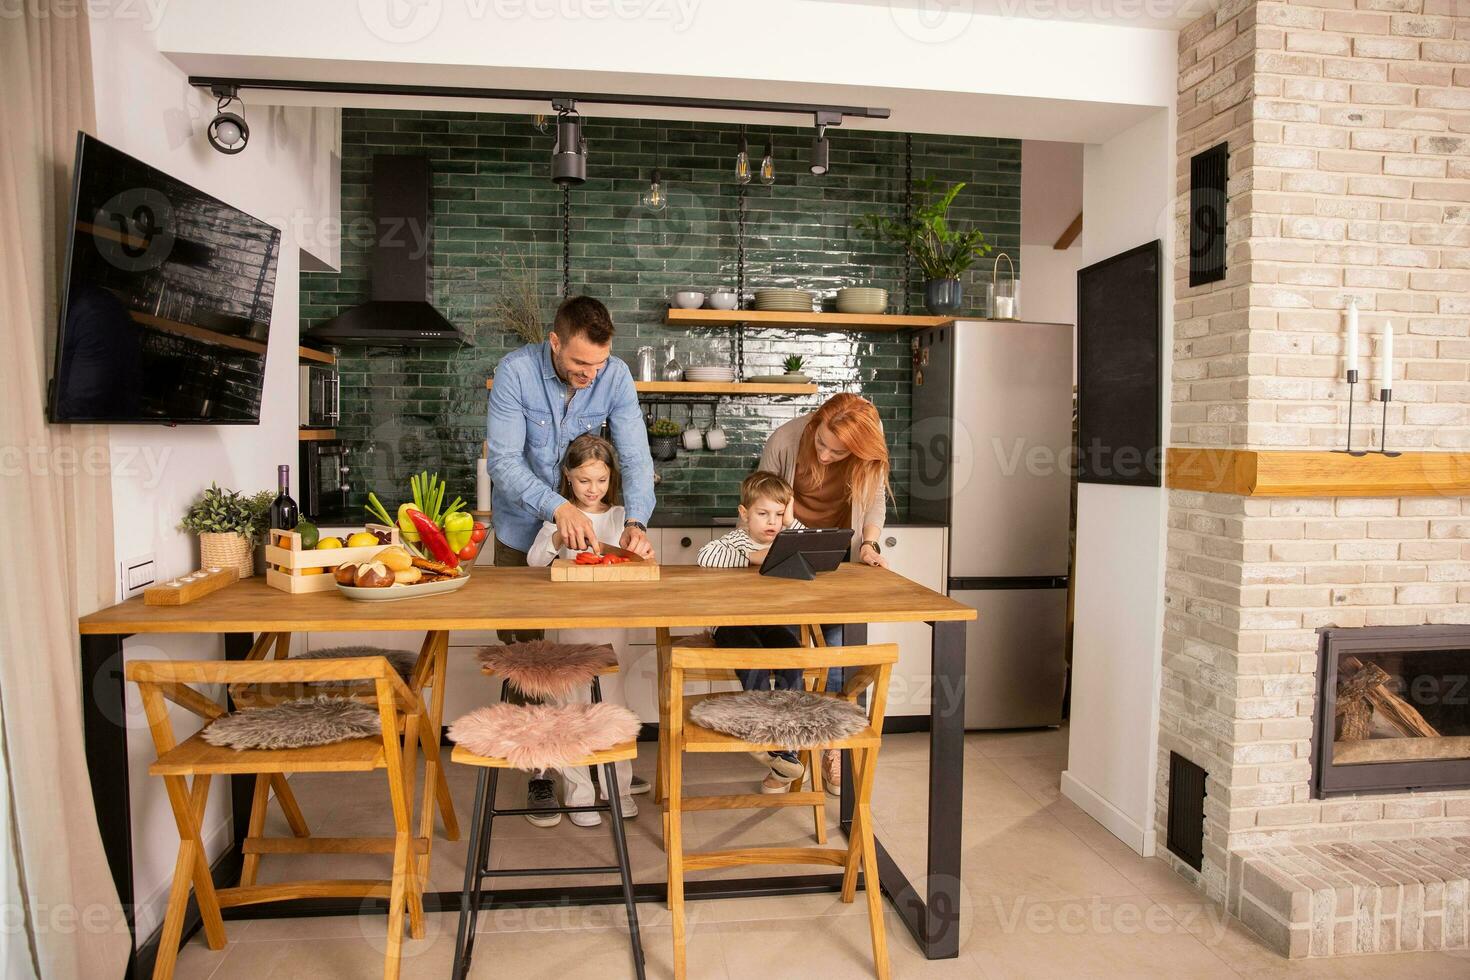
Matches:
[1166,448,1470,497]
[131,312,268,356]
[665,309,954,332]
[298,428,337,441]
[485,379,817,396]
[298,346,336,365]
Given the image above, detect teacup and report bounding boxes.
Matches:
[682,425,704,450]
[704,425,728,450]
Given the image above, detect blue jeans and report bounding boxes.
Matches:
[713,624,803,692]
[822,624,844,693]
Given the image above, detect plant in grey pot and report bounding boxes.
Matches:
[857,180,993,316]
[647,417,682,462]
[179,484,275,578]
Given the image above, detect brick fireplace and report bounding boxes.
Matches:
[1159,0,1470,960]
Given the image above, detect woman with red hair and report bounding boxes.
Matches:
[758,393,892,793]
[759,392,892,568]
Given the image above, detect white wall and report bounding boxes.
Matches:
[87,3,339,941]
[1062,106,1175,856]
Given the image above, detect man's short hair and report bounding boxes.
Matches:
[552,295,615,345]
[740,470,793,509]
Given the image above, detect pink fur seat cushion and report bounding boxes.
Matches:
[477,640,618,700]
[448,702,640,771]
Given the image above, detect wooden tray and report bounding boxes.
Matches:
[549,557,660,582]
[264,523,399,594]
[144,566,238,605]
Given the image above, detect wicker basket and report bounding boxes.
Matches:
[199,532,255,579]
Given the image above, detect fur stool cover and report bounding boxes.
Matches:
[293,645,418,678]
[201,697,381,751]
[689,689,867,750]
[477,640,618,700]
[448,702,640,771]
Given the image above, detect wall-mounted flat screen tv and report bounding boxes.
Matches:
[48,132,280,423]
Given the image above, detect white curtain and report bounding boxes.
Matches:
[0,9,132,979]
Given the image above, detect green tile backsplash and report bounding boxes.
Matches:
[301,109,1020,520]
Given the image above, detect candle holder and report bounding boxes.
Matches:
[1377,387,1401,458]
[1333,369,1368,456]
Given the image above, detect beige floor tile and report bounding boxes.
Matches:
[966,727,1069,762]
[965,893,1235,979]
[715,907,979,980]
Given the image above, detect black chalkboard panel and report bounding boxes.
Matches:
[1077,240,1162,487]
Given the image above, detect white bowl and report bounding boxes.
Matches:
[707,290,739,311]
[672,291,706,309]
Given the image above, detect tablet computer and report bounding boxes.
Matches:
[758,527,852,580]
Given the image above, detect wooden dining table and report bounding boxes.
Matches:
[79,563,975,976]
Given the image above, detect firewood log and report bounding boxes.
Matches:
[1339,657,1439,739]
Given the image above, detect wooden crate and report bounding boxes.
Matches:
[549,557,660,583]
[264,523,399,594]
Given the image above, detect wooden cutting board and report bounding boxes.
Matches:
[549,557,660,582]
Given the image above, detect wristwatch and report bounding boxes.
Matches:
[624,520,647,533]
[861,539,881,554]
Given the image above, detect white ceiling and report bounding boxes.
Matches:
[831,0,1220,32]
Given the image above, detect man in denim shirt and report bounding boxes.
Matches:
[488,295,656,572]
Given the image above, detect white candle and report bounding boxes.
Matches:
[1379,321,1393,393]
[1345,300,1358,376]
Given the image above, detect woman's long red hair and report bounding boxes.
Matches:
[797,393,892,514]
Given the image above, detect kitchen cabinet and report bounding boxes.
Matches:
[863,526,949,719]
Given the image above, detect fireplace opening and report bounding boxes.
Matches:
[1313,626,1470,798]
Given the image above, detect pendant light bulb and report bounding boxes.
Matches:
[641,168,668,213]
[735,133,751,185]
[759,139,775,185]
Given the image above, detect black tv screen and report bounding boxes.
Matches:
[48,133,280,423]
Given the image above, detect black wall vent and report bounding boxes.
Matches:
[1188,142,1228,286]
[1166,751,1207,871]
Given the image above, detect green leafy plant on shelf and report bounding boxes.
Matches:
[179,484,275,543]
[782,355,806,374]
[855,179,993,280]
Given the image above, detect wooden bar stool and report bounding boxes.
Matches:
[126,656,431,980]
[448,703,645,980]
[663,642,898,980]
[654,625,830,843]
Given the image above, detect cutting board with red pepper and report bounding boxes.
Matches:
[549,545,660,582]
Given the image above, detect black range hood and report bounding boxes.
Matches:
[305,154,469,349]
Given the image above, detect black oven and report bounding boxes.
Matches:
[300,439,351,521]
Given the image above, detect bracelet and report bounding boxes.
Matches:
[861,540,881,555]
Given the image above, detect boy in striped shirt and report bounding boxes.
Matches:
[697,471,809,791]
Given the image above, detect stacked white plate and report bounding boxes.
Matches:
[836,287,889,314]
[753,288,816,312]
[684,366,736,382]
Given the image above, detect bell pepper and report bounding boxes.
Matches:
[407,508,459,568]
[444,511,475,553]
[397,503,422,543]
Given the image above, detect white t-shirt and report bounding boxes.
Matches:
[526,504,627,565]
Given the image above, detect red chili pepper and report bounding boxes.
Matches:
[407,508,459,568]
[575,551,601,565]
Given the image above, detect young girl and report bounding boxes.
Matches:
[526,434,643,826]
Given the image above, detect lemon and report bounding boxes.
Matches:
[301,567,325,575]
[315,537,343,550]
[346,532,379,548]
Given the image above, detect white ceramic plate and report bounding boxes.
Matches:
[336,572,471,601]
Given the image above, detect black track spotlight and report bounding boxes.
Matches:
[207,86,249,155]
[550,101,587,186]
[809,128,830,176]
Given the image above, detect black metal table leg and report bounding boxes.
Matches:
[81,632,134,972]
[224,632,257,860]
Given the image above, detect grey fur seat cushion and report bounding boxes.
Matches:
[293,645,418,678]
[201,697,381,751]
[688,689,868,749]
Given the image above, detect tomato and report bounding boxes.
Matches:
[458,542,478,560]
[470,524,488,543]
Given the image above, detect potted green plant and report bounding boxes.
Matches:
[647,417,682,462]
[857,179,993,316]
[179,483,274,578]
[782,355,807,379]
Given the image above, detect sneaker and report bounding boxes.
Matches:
[760,771,796,794]
[525,776,561,828]
[629,775,651,796]
[749,750,804,781]
[567,780,602,828]
[822,750,842,797]
[612,794,638,819]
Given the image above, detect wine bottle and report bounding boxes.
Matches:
[270,464,299,531]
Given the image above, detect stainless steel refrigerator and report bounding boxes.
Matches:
[910,319,1074,729]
